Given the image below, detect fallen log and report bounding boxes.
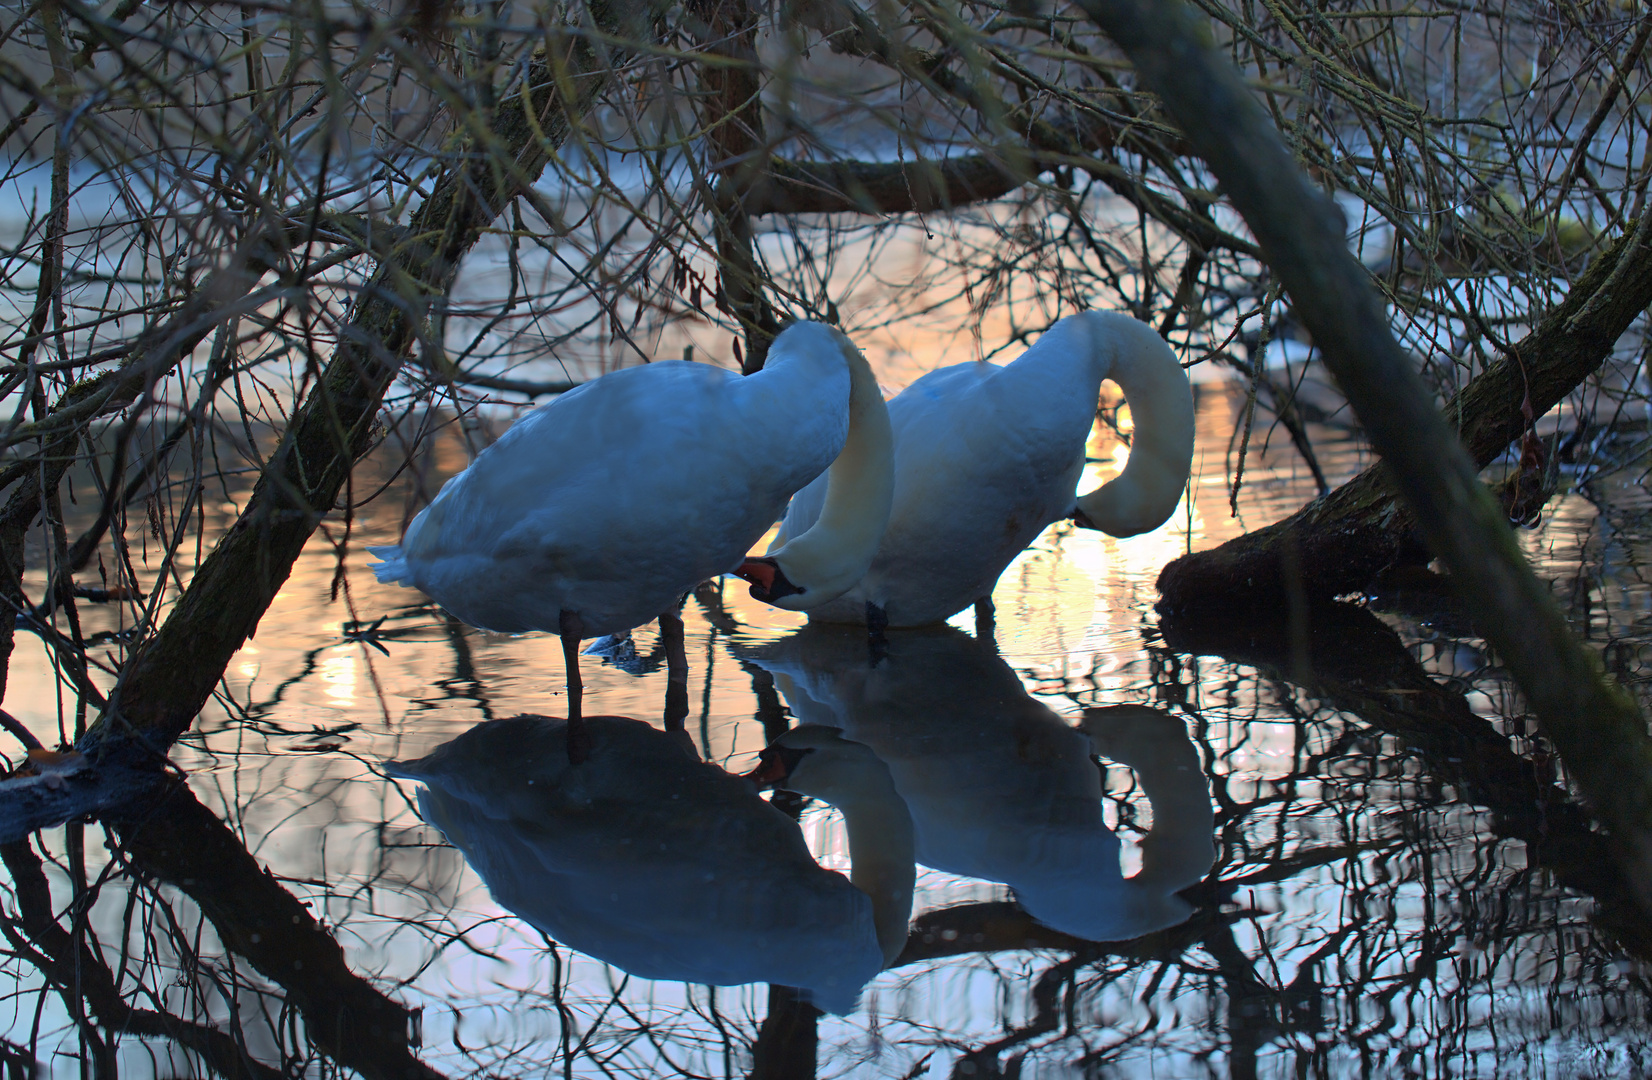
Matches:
[1075,0,1652,914]
[1156,212,1652,612]
[0,738,168,847]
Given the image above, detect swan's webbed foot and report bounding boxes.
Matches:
[582,630,649,673]
[866,601,889,666]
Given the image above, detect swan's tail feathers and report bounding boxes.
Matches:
[381,756,427,781]
[368,545,412,586]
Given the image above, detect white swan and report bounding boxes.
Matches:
[748,312,1194,628]
[385,715,914,1014]
[749,625,1214,941]
[371,322,894,756]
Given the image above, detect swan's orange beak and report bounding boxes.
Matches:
[741,743,813,788]
[734,558,777,594]
[733,557,804,603]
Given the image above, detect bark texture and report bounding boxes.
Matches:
[85,1,666,748]
[1073,0,1652,913]
[1158,214,1652,609]
[689,0,782,371]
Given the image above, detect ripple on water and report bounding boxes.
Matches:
[0,377,1647,1078]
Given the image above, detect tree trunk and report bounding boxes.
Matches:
[85,0,668,749]
[1158,214,1652,611]
[689,0,781,371]
[1074,0,1652,915]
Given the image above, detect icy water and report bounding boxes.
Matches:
[0,374,1649,1079]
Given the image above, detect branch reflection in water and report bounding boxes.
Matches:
[744,625,1214,943]
[0,424,1647,1074]
[386,715,912,1016]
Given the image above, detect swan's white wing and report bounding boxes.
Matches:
[390,361,846,635]
[756,625,1203,942]
[811,333,1130,624]
[778,362,994,547]
[397,717,885,1013]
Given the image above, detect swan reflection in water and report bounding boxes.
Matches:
[749,624,1216,941]
[385,715,913,1014]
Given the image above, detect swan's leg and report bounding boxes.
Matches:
[752,985,822,1071]
[660,606,689,733]
[865,601,889,665]
[974,596,996,647]
[559,609,591,765]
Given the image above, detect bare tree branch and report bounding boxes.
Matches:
[87,1,673,748]
[1078,0,1652,915]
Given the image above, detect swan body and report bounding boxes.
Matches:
[750,625,1214,941]
[386,714,913,1014]
[772,312,1194,627]
[371,321,894,637]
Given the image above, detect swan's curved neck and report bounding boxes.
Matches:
[758,332,894,611]
[781,733,915,966]
[1070,312,1196,538]
[1079,705,1214,892]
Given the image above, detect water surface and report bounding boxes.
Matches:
[0,376,1647,1079]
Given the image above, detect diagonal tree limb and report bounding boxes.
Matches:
[0,835,288,1079]
[1157,206,1652,607]
[1076,0,1652,914]
[85,0,670,749]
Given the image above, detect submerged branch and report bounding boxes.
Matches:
[0,741,168,845]
[1158,212,1652,607]
[1077,0,1652,913]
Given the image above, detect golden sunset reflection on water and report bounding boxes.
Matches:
[3,338,1643,1077]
